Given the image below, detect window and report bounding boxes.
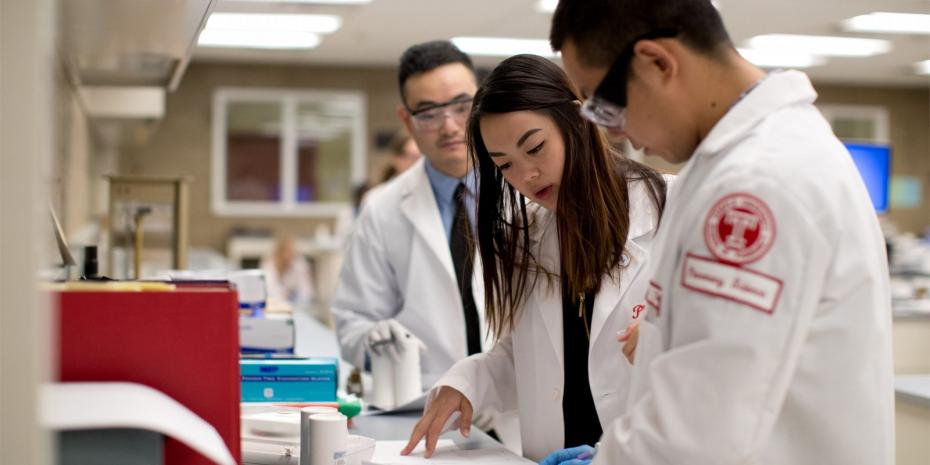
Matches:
[818,104,889,143]
[212,88,366,216]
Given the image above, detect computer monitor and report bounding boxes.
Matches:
[844,142,891,214]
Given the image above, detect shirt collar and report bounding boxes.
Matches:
[423,158,476,203]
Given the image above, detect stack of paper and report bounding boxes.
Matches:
[363,439,533,465]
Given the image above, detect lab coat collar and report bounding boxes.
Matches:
[693,70,818,162]
[589,240,646,347]
[399,161,457,284]
[626,178,662,241]
[528,180,658,364]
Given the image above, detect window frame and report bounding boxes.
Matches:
[211,87,367,217]
[818,104,890,144]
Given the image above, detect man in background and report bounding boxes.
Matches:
[333,40,488,390]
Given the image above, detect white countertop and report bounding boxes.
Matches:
[893,299,930,319]
[895,375,930,406]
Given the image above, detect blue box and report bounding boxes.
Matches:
[240,358,338,402]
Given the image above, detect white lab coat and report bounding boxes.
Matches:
[430,178,663,462]
[596,70,894,465]
[332,159,489,388]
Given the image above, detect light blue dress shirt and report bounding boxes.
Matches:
[423,158,477,241]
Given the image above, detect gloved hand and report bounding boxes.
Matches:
[539,444,596,465]
[366,319,425,362]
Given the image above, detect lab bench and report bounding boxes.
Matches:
[291,308,508,457]
[895,375,930,407]
[895,375,930,465]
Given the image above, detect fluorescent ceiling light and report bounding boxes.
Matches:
[737,48,825,69]
[452,37,557,58]
[537,0,557,13]
[842,12,930,35]
[198,29,321,49]
[205,13,341,34]
[745,34,891,57]
[539,0,718,13]
[915,60,930,75]
[243,0,371,3]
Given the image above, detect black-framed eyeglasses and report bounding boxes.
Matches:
[408,96,474,131]
[579,28,679,129]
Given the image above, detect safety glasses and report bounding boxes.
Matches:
[408,96,474,131]
[579,28,679,129]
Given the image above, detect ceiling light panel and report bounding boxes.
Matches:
[537,0,557,13]
[745,34,891,57]
[915,60,930,75]
[243,0,372,3]
[451,37,557,58]
[205,13,342,34]
[198,29,321,49]
[842,12,930,35]
[737,48,826,69]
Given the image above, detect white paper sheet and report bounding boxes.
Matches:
[362,439,534,465]
[40,382,236,465]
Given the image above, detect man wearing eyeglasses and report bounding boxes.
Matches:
[333,41,491,400]
[539,1,894,465]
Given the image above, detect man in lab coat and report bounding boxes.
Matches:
[332,41,490,391]
[540,1,895,464]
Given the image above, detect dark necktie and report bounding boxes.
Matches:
[450,183,481,355]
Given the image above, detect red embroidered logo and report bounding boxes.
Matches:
[632,304,646,319]
[704,193,776,265]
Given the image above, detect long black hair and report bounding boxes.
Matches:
[468,54,666,337]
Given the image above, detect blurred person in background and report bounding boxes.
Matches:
[261,235,314,311]
[357,130,424,210]
[380,129,422,183]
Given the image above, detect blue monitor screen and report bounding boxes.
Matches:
[844,142,890,214]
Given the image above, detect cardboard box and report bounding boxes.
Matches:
[239,314,295,354]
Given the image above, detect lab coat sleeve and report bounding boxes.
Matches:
[331,208,402,369]
[594,176,832,465]
[429,332,518,417]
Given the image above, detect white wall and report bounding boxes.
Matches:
[0,0,55,463]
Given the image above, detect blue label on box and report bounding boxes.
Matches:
[239,358,338,402]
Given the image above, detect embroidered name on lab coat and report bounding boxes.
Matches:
[680,253,783,314]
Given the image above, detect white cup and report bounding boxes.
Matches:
[300,411,347,465]
[300,407,341,464]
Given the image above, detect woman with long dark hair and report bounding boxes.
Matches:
[402,54,668,462]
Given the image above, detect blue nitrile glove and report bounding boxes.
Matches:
[538,445,595,465]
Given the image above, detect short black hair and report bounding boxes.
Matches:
[397,40,476,103]
[550,0,732,67]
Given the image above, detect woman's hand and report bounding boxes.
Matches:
[401,386,473,458]
[618,321,640,364]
